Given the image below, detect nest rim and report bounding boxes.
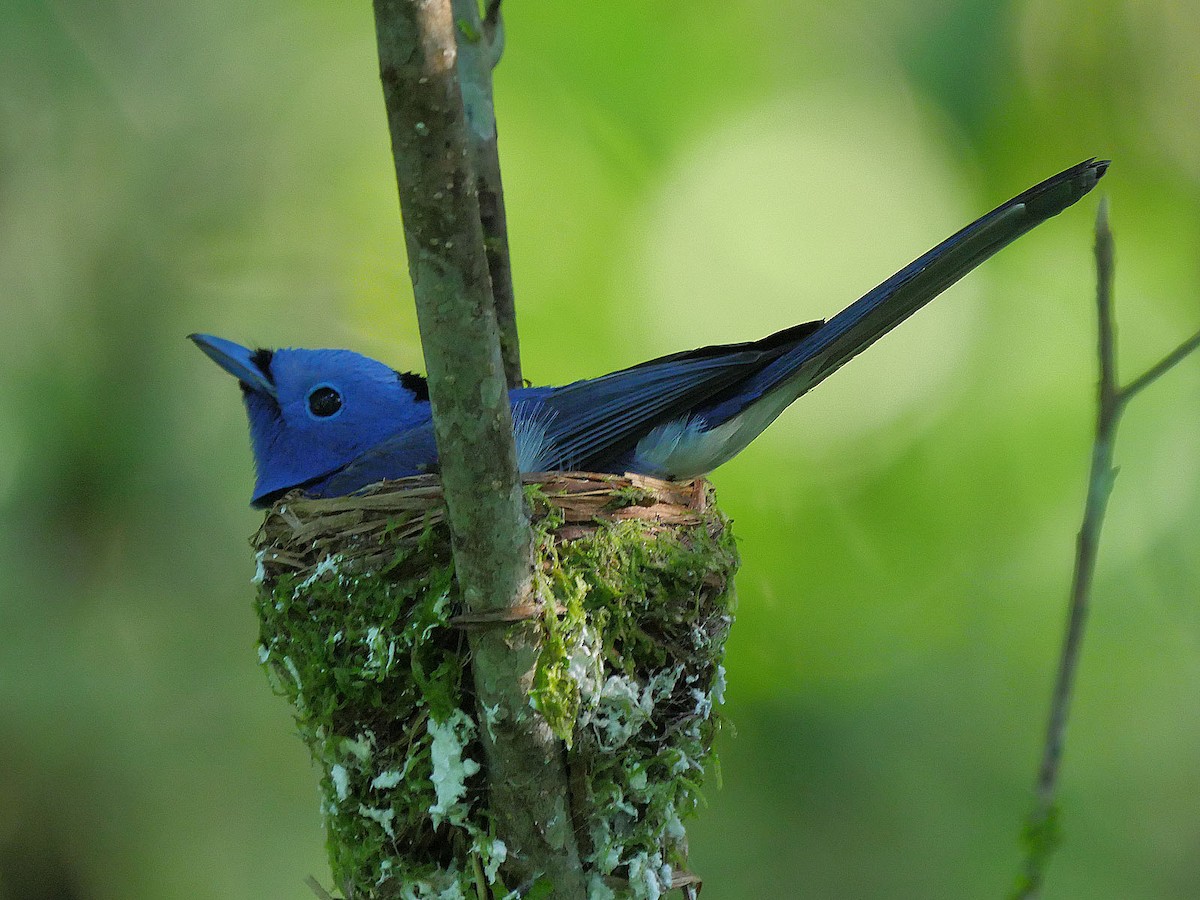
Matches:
[253,471,715,582]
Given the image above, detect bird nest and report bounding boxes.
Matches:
[252,472,739,899]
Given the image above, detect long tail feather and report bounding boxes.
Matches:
[762,158,1109,396]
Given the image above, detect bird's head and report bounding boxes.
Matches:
[190,334,430,506]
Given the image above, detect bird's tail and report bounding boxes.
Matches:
[757,158,1109,398]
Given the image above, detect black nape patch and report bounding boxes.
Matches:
[396,370,430,402]
[250,347,275,376]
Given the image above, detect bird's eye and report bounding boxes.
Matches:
[307,385,343,418]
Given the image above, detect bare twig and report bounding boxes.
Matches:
[1121,328,1200,403]
[1014,199,1200,897]
[304,875,336,900]
[372,1,585,893]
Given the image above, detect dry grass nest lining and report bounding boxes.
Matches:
[254,471,712,578]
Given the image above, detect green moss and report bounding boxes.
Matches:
[545,516,738,894]
[605,484,661,509]
[255,484,738,899]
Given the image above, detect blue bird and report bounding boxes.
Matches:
[193,159,1107,508]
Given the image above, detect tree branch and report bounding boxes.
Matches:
[450,0,522,387]
[371,1,585,892]
[1014,199,1200,897]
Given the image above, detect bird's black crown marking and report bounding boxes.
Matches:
[250,348,275,377]
[397,370,430,402]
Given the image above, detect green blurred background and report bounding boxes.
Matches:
[2,1,1198,897]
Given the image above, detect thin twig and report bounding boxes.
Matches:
[1014,199,1121,898]
[1014,199,1200,898]
[303,875,338,900]
[1121,328,1200,403]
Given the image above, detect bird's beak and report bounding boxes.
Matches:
[188,333,278,400]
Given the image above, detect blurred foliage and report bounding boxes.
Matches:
[1,0,1198,897]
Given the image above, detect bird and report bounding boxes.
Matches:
[193,158,1107,508]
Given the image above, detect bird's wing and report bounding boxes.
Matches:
[528,322,823,470]
[312,421,440,496]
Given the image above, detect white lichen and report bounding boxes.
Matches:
[330,764,350,802]
[663,802,685,840]
[568,624,604,696]
[282,655,302,691]
[626,851,667,900]
[662,746,690,777]
[649,665,684,703]
[295,553,342,596]
[371,769,402,791]
[427,710,480,827]
[251,549,267,585]
[419,587,451,642]
[358,803,396,838]
[583,674,651,751]
[341,732,375,763]
[482,701,502,743]
[398,868,468,900]
[627,764,648,792]
[713,663,727,704]
[690,688,713,721]
[588,819,623,873]
[473,835,507,882]
[587,873,617,900]
[361,625,397,676]
[376,859,393,886]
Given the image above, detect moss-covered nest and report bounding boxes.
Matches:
[252,472,739,899]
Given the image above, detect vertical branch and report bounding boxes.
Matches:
[1034,201,1122,810]
[1015,201,1200,898]
[371,1,585,893]
[1014,200,1120,899]
[451,0,522,387]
